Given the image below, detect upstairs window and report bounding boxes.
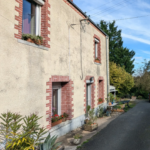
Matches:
[95,38,99,59]
[22,0,41,35]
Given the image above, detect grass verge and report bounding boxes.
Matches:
[124,102,136,112]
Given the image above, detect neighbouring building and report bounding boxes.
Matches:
[0,0,109,137]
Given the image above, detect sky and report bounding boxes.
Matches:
[73,0,150,72]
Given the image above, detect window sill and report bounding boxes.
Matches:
[17,39,49,51]
[94,62,101,65]
[50,120,72,132]
[98,102,104,105]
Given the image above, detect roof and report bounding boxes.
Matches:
[67,0,108,37]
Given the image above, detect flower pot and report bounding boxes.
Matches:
[132,96,136,100]
[26,38,34,43]
[62,118,67,122]
[120,104,125,109]
[98,101,103,104]
[52,119,62,127]
[111,102,114,104]
[95,60,100,63]
[35,39,42,45]
[108,102,112,106]
[113,109,124,112]
[83,123,98,132]
[73,139,81,145]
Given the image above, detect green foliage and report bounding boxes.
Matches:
[87,109,97,125]
[87,105,91,112]
[98,20,135,74]
[63,112,69,118]
[42,134,61,150]
[98,98,103,103]
[22,34,43,44]
[97,106,104,118]
[137,96,143,99]
[124,102,136,112]
[0,112,48,150]
[131,60,150,99]
[73,134,82,139]
[109,93,115,102]
[110,62,134,94]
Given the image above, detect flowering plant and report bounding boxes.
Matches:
[63,112,69,118]
[98,98,103,103]
[95,57,100,61]
[52,114,63,123]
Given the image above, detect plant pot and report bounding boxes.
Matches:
[26,38,34,43]
[83,123,98,132]
[132,96,136,100]
[35,39,42,45]
[73,139,81,145]
[120,104,125,109]
[108,102,112,106]
[52,119,62,127]
[98,101,103,104]
[84,119,89,124]
[113,109,124,112]
[95,60,100,63]
[62,118,67,122]
[111,102,114,104]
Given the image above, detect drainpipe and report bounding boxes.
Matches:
[68,25,71,80]
[106,36,109,103]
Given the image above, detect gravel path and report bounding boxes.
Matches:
[81,100,150,150]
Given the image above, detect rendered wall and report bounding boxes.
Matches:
[0,0,108,129]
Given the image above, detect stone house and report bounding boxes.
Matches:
[0,0,109,137]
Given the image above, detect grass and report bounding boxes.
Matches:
[76,139,90,150]
[124,102,136,112]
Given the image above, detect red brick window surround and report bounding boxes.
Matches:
[15,0,50,48]
[46,76,74,129]
[93,34,101,64]
[97,77,105,105]
[84,76,95,113]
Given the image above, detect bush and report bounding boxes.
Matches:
[137,96,143,99]
[0,112,47,150]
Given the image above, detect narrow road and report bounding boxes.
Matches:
[81,100,150,150]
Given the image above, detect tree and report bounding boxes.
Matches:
[134,60,150,96]
[97,20,135,74]
[110,62,134,94]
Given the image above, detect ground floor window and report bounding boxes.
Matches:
[52,83,61,116]
[52,89,58,116]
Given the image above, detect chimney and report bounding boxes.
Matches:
[71,0,73,2]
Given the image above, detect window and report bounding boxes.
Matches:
[52,83,61,116]
[52,89,58,116]
[95,38,99,59]
[22,0,41,35]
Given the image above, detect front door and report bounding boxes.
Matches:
[52,89,58,116]
[86,84,91,113]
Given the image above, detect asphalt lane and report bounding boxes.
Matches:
[81,100,150,150]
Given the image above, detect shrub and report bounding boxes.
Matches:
[0,112,47,150]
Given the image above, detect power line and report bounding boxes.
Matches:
[105,14,150,22]
[90,0,130,17]
[91,0,135,20]
[84,0,115,13]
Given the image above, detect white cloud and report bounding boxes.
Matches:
[122,33,150,45]
[142,50,150,55]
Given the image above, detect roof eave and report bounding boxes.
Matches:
[67,0,108,37]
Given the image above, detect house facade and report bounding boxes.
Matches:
[0,0,109,137]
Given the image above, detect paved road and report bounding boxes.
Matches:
[81,100,150,150]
